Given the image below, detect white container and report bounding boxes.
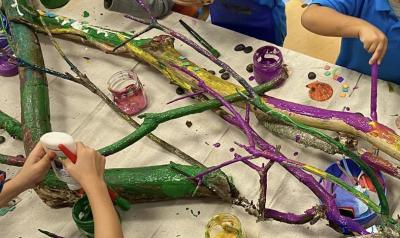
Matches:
[40,132,81,191]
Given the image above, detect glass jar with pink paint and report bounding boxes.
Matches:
[107,70,147,116]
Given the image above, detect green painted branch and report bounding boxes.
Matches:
[98,81,276,156]
[41,162,233,207]
[3,0,52,154]
[0,110,22,140]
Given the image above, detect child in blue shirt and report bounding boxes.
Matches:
[208,0,287,46]
[105,0,287,46]
[302,0,400,84]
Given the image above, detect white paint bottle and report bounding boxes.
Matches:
[40,132,81,191]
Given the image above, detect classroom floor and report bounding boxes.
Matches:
[284,0,340,63]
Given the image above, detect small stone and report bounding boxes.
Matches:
[182,61,190,66]
[295,135,301,142]
[345,107,351,111]
[83,10,90,18]
[243,46,253,54]
[193,67,200,72]
[234,44,245,51]
[324,71,331,77]
[246,64,254,73]
[176,87,185,95]
[342,83,349,89]
[178,55,186,60]
[308,72,317,80]
[324,65,331,70]
[336,76,345,83]
[293,152,299,156]
[208,70,216,75]
[339,92,346,98]
[342,88,349,93]
[185,121,193,128]
[0,136,5,144]
[249,76,255,81]
[221,72,230,80]
[219,68,226,74]
[229,148,235,152]
[213,142,221,148]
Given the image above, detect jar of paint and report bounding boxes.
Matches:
[319,159,386,235]
[40,0,70,9]
[205,213,246,238]
[252,45,283,85]
[107,70,147,116]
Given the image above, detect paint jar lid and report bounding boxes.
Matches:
[40,0,70,9]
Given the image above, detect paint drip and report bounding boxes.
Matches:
[306,81,333,102]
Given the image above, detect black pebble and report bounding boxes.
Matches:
[234,44,245,51]
[185,121,193,128]
[0,136,5,144]
[308,72,317,80]
[243,46,253,53]
[208,70,216,75]
[176,87,185,95]
[221,72,230,80]
[219,68,226,74]
[246,63,254,73]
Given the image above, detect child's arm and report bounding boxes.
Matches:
[0,144,54,207]
[62,142,123,238]
[302,5,388,65]
[172,0,213,6]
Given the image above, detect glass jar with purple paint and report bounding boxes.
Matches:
[107,70,147,116]
[252,45,283,85]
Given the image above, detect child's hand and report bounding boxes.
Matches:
[173,0,213,6]
[358,23,388,65]
[61,142,106,190]
[14,143,55,191]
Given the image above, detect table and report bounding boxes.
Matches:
[1,1,400,237]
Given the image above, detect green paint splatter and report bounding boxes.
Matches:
[83,10,90,18]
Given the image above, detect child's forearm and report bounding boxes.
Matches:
[84,180,123,238]
[0,179,25,207]
[301,5,367,38]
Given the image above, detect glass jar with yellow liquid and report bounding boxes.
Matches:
[205,213,246,238]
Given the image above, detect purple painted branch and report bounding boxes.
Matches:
[193,154,257,182]
[264,207,319,224]
[245,103,250,124]
[370,64,378,121]
[166,90,205,105]
[170,64,256,148]
[241,145,368,234]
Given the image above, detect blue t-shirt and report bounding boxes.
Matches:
[312,0,400,84]
[210,0,287,46]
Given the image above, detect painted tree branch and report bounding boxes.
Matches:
[12,11,400,162]
[0,110,23,139]
[37,16,204,169]
[0,153,25,167]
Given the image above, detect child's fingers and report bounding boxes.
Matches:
[28,143,46,162]
[367,42,378,54]
[378,42,388,65]
[61,157,74,170]
[37,152,55,169]
[369,42,386,65]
